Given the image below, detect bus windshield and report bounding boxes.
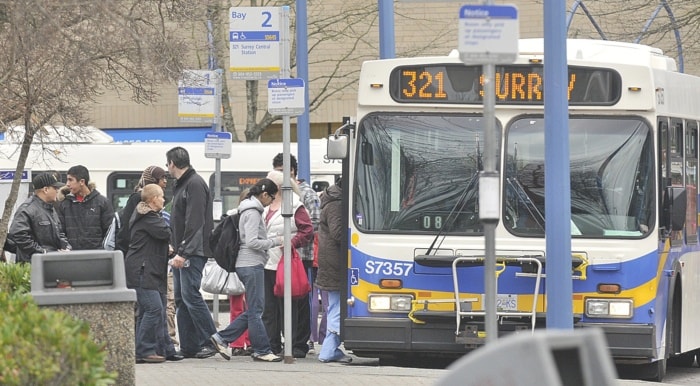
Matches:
[505,116,654,237]
[354,113,498,233]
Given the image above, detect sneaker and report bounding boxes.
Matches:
[292,348,307,359]
[307,342,316,355]
[210,336,231,360]
[252,352,283,362]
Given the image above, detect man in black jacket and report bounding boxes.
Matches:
[166,146,217,359]
[59,165,114,250]
[9,173,71,263]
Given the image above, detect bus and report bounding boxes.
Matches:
[330,38,700,381]
[0,137,341,213]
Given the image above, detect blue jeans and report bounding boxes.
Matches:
[319,290,345,361]
[173,255,217,355]
[135,287,175,358]
[216,265,273,356]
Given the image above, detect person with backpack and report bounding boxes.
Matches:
[210,178,284,362]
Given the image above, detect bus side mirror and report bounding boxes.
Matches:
[327,134,348,159]
[662,186,686,231]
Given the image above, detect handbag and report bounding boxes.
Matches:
[201,259,245,296]
[274,248,311,299]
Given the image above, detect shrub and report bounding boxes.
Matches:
[0,292,116,385]
[0,262,30,295]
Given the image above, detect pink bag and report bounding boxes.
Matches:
[274,248,311,299]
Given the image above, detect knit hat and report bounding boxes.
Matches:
[33,172,64,190]
[138,166,166,190]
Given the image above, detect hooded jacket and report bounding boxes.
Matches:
[236,196,280,268]
[59,189,114,250]
[315,183,344,291]
[170,168,214,259]
[124,201,171,293]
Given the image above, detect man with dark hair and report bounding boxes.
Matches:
[10,173,71,263]
[272,152,320,357]
[59,165,114,250]
[166,146,218,359]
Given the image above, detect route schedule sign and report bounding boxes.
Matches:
[178,70,219,123]
[458,5,519,64]
[229,7,286,80]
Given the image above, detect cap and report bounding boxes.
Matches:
[33,172,64,190]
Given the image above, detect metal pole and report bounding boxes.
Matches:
[207,14,223,324]
[378,0,395,59]
[481,60,498,343]
[296,0,311,181]
[544,0,573,329]
[280,6,295,363]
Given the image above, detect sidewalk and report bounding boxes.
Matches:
[135,350,661,386]
[136,353,444,385]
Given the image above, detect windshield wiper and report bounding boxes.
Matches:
[506,176,545,231]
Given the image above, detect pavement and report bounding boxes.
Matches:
[134,304,665,385]
[135,348,663,386]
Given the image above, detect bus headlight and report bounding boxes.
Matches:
[585,298,633,318]
[368,294,414,312]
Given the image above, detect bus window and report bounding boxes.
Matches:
[107,172,175,211]
[686,121,698,244]
[211,172,265,215]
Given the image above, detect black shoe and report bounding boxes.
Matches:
[194,346,217,359]
[166,354,185,361]
[176,350,198,359]
[292,348,307,359]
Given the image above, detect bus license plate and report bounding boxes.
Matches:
[496,294,517,311]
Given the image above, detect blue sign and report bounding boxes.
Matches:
[0,170,29,181]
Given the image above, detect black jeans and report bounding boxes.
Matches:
[262,268,311,354]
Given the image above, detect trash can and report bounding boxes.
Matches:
[436,328,617,386]
[31,250,136,386]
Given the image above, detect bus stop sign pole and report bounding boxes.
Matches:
[458,2,518,344]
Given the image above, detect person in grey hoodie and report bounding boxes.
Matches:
[210,178,284,363]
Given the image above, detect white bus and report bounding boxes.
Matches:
[0,137,341,214]
[332,39,700,381]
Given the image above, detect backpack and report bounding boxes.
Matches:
[209,208,249,272]
[102,212,122,251]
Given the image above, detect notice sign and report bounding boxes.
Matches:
[178,70,220,123]
[458,5,519,64]
[204,131,232,159]
[267,78,305,116]
[229,7,287,80]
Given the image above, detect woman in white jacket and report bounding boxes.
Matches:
[262,170,314,358]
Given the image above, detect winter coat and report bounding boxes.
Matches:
[9,195,70,263]
[315,183,344,291]
[263,200,313,270]
[115,191,141,254]
[170,168,214,259]
[59,189,114,250]
[124,202,171,293]
[237,196,280,268]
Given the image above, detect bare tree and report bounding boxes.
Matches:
[564,0,700,74]
[0,0,189,256]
